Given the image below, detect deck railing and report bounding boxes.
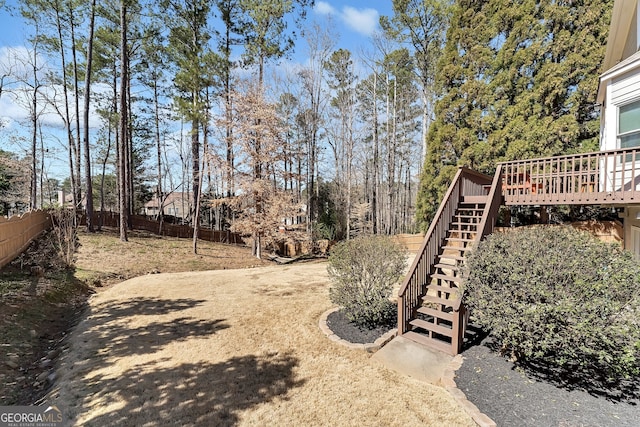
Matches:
[474,165,504,245]
[398,167,493,336]
[501,146,640,205]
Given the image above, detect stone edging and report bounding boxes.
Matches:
[441,356,497,427]
[318,307,397,353]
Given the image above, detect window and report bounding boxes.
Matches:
[619,99,640,148]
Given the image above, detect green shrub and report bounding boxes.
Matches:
[328,236,407,328]
[462,226,640,385]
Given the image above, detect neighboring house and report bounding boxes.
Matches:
[144,192,192,222]
[57,190,86,209]
[399,0,640,356]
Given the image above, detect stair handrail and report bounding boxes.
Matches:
[452,165,504,313]
[398,167,465,335]
[474,164,504,246]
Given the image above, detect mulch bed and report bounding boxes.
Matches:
[326,309,395,344]
[456,337,640,427]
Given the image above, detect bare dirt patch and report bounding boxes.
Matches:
[0,267,89,405]
[48,265,474,426]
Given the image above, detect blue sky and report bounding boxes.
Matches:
[0,1,393,51]
[313,1,393,38]
[0,1,396,180]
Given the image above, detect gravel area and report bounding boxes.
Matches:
[456,338,640,427]
[326,309,395,344]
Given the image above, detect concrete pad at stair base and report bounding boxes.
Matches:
[371,336,453,384]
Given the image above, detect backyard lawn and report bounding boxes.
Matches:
[42,230,473,426]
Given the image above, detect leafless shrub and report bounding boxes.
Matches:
[50,208,79,268]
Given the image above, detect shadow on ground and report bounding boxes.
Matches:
[89,298,208,319]
[81,353,304,426]
[64,297,306,425]
[78,298,228,359]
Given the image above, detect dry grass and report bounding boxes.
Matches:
[47,231,474,426]
[74,227,271,287]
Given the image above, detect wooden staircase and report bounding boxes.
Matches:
[398,167,504,355]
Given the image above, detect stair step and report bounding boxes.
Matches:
[451,222,479,231]
[423,294,457,308]
[431,273,462,283]
[417,305,455,321]
[448,231,477,238]
[443,245,472,252]
[434,263,459,271]
[410,318,454,337]
[456,210,484,215]
[446,237,474,243]
[462,195,488,204]
[455,215,482,220]
[427,285,460,299]
[439,254,465,262]
[403,331,454,354]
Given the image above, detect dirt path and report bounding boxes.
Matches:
[47,262,474,426]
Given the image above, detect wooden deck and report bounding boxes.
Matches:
[501,147,640,205]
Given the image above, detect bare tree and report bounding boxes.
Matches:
[220,81,298,259]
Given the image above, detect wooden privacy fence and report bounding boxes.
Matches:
[84,211,245,245]
[495,220,623,245]
[0,210,52,268]
[393,233,425,253]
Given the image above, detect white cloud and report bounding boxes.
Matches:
[315,1,336,15]
[314,3,379,37]
[341,6,379,36]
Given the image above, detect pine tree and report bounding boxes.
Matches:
[165,0,222,253]
[415,0,613,230]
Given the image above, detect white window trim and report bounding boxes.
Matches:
[617,97,640,148]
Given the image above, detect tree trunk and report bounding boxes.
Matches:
[372,72,379,234]
[69,2,82,210]
[118,0,128,242]
[191,94,200,254]
[54,2,76,214]
[83,0,97,232]
[30,41,38,210]
[154,77,164,232]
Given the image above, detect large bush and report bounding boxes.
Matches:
[328,236,407,328]
[463,226,640,385]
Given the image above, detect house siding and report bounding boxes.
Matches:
[601,65,640,151]
[612,68,640,104]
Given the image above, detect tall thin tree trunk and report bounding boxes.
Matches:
[372,72,379,234]
[54,2,76,214]
[118,0,128,242]
[191,92,201,253]
[153,76,164,232]
[126,66,133,222]
[39,123,44,208]
[69,2,82,210]
[83,0,97,232]
[30,38,38,210]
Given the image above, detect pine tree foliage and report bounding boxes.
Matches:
[416,0,614,229]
